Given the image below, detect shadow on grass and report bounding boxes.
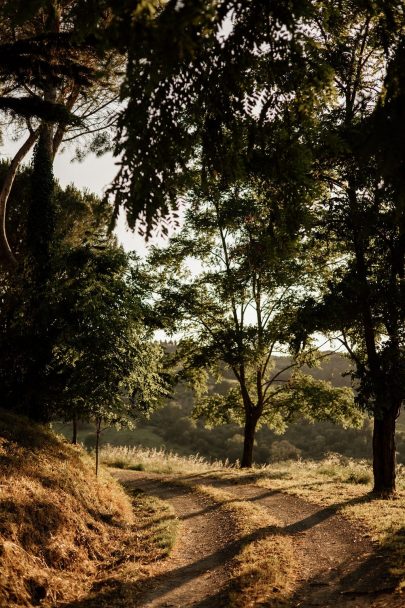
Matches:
[61,475,402,608]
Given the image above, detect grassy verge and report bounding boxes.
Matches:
[73,489,178,607]
[0,410,177,608]
[100,443,233,475]
[188,483,293,608]
[130,490,177,559]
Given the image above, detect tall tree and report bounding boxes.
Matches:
[0,165,168,424]
[0,0,122,265]
[293,1,405,496]
[147,182,359,466]
[109,0,331,234]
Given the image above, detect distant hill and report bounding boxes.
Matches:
[55,350,405,466]
[56,347,405,465]
[161,342,353,385]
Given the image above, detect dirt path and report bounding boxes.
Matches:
[115,471,401,608]
[191,475,401,608]
[115,472,237,607]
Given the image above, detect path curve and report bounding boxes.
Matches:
[192,475,401,608]
[115,471,401,608]
[115,471,236,608]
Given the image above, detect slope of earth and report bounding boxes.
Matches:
[111,468,404,608]
[0,411,176,608]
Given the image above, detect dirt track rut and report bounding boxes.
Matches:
[116,472,235,607]
[115,471,401,608]
[198,476,399,608]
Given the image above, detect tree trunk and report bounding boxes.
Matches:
[241,410,259,468]
[95,418,101,476]
[372,404,400,497]
[0,129,40,267]
[0,83,78,268]
[72,412,78,445]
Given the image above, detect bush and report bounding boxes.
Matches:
[270,440,301,462]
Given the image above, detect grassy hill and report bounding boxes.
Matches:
[0,410,176,608]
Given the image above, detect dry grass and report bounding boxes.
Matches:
[64,489,178,607]
[100,444,234,475]
[0,410,177,608]
[191,484,293,607]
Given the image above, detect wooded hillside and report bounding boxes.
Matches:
[59,352,405,466]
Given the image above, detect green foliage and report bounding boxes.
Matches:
[61,355,385,467]
[291,1,405,422]
[0,3,97,122]
[50,245,169,426]
[0,168,168,426]
[111,0,332,233]
[27,132,55,265]
[146,178,359,465]
[192,368,360,434]
[193,389,244,427]
[273,372,362,428]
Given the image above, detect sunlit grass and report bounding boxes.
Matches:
[215,454,405,591]
[0,411,178,608]
[131,490,177,557]
[100,444,235,475]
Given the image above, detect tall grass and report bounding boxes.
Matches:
[100,444,235,474]
[100,444,400,487]
[260,453,374,485]
[100,443,405,492]
[253,453,405,488]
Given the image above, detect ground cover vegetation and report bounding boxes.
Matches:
[194,483,294,608]
[226,459,405,592]
[0,410,178,608]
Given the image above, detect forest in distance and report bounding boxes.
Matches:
[58,350,405,467]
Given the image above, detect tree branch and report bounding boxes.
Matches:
[0,127,40,267]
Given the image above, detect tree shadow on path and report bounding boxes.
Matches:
[62,474,401,608]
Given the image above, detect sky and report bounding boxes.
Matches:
[1,136,152,255]
[54,150,150,254]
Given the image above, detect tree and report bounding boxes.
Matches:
[1,1,332,237]
[51,245,169,473]
[146,182,360,467]
[108,0,332,234]
[292,1,405,496]
[0,163,168,427]
[0,0,122,266]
